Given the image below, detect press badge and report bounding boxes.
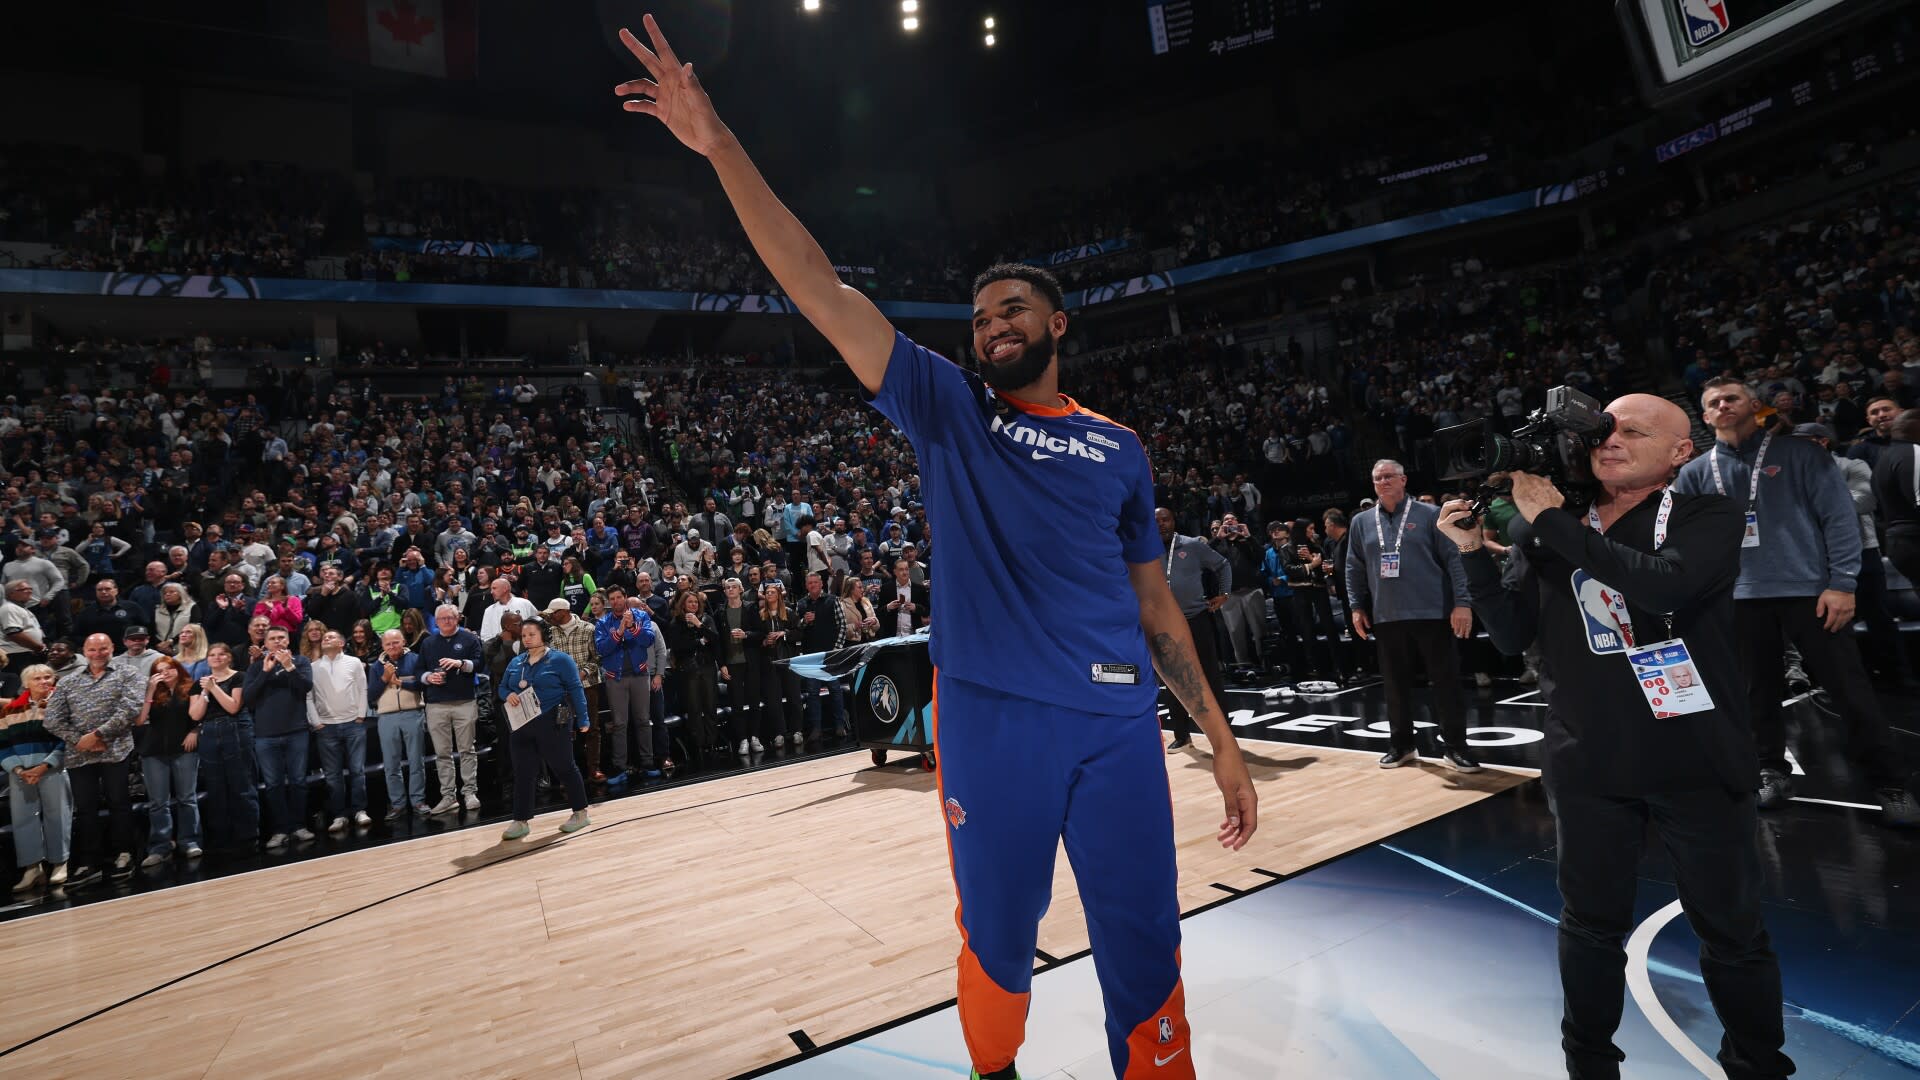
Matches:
[1379,553,1401,579]
[1742,512,1760,548]
[1091,663,1140,685]
[1626,639,1715,718]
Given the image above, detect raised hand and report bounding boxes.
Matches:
[615,16,733,158]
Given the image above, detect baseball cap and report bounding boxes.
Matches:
[1792,422,1838,442]
[542,598,571,614]
[124,625,151,640]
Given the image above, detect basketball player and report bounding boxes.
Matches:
[616,18,1257,1079]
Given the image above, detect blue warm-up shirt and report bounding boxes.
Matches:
[862,332,1162,716]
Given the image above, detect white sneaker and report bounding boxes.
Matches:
[292,827,317,842]
[265,833,289,850]
[352,811,373,828]
[749,737,764,752]
[1474,672,1493,688]
[327,817,348,834]
[773,734,785,748]
[1518,668,1539,686]
[737,739,750,754]
[48,862,67,886]
[428,796,458,815]
[462,794,483,812]
[792,731,805,746]
[12,864,45,893]
[141,852,169,869]
[184,845,203,859]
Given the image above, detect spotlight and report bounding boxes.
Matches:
[984,15,994,28]
[984,33,995,46]
[803,0,819,10]
[900,0,917,11]
[902,15,919,30]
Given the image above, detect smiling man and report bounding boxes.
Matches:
[615,17,1254,1080]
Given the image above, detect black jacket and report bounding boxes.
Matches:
[521,561,564,610]
[305,585,364,637]
[1463,491,1756,795]
[664,612,720,670]
[877,579,931,636]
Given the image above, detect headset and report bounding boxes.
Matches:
[523,617,554,646]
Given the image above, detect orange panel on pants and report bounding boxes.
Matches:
[933,669,1194,1078]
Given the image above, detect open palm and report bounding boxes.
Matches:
[615,16,731,158]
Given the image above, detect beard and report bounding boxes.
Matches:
[977,329,1057,395]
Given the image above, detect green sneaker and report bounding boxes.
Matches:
[559,811,591,834]
[501,821,530,842]
[970,1067,1019,1080]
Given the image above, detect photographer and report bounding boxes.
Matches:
[1444,393,1792,1080]
[1673,378,1916,824]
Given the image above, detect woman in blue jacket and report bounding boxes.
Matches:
[498,618,592,841]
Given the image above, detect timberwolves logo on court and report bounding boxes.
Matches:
[868,675,901,725]
[944,797,966,829]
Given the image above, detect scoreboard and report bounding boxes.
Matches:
[1146,0,1297,57]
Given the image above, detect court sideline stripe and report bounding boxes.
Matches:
[0,752,879,1060]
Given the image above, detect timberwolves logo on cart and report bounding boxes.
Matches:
[868,675,901,725]
[1678,0,1730,46]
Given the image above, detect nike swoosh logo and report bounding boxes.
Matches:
[1031,451,1055,461]
[1154,1048,1186,1066]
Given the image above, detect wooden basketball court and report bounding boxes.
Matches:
[0,740,1524,1078]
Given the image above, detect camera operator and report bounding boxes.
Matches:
[1672,378,1917,824]
[1443,393,1793,1080]
[1343,460,1478,771]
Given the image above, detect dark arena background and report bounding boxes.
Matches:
[1,1,1918,1077]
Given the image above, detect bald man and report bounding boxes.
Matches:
[1446,392,1796,1080]
[1674,376,1915,826]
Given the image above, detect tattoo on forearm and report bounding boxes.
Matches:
[1149,631,1213,722]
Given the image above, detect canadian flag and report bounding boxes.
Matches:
[331,0,477,79]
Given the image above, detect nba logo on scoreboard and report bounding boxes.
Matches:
[1678,0,1730,45]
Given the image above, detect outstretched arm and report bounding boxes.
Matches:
[616,17,894,394]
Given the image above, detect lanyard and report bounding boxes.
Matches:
[1584,488,1675,649]
[1373,501,1407,556]
[1165,535,1179,580]
[1708,432,1770,511]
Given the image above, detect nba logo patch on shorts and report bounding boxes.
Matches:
[1158,1016,1174,1044]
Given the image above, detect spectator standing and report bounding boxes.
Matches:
[41,633,143,885]
[308,629,371,833]
[135,656,202,866]
[1344,459,1479,772]
[418,605,486,814]
[794,571,847,741]
[245,626,315,850]
[190,643,260,854]
[664,587,725,762]
[3,664,71,892]
[594,586,660,781]
[369,629,431,819]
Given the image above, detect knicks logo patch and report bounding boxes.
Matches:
[945,797,967,829]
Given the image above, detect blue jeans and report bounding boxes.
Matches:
[377,709,428,809]
[254,730,311,835]
[195,716,260,847]
[8,768,71,866]
[316,722,369,816]
[142,752,202,853]
[803,678,847,737]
